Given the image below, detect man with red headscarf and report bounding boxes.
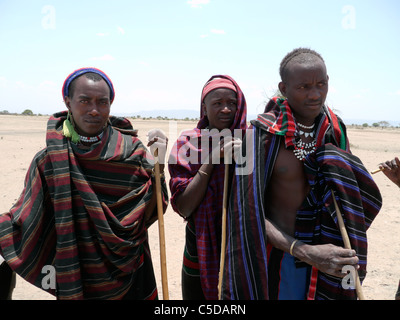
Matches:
[168,75,247,300]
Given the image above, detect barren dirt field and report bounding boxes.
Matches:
[1,115,399,300]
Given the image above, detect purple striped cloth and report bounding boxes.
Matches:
[168,75,247,299]
[221,99,382,300]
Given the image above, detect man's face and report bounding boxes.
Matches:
[64,76,111,137]
[202,88,237,130]
[279,60,329,125]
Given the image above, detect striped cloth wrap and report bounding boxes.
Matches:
[0,111,168,299]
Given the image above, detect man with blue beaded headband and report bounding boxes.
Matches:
[62,67,116,145]
[221,48,382,300]
[0,67,169,300]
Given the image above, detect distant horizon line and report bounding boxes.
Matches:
[0,109,398,126]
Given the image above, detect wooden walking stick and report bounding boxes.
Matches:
[218,163,229,300]
[331,190,365,300]
[154,149,169,300]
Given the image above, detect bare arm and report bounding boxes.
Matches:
[175,163,214,218]
[175,138,242,218]
[265,218,359,278]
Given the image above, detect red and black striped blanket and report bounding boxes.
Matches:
[0,111,168,299]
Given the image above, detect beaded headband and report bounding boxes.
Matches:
[62,67,115,103]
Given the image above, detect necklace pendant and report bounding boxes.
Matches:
[297,128,315,138]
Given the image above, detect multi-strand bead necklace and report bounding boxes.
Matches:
[293,122,316,161]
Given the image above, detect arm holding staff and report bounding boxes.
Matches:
[168,75,248,300]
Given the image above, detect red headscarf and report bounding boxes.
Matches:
[197,75,247,131]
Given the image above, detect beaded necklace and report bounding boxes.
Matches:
[293,122,316,161]
[78,131,104,144]
[297,122,315,130]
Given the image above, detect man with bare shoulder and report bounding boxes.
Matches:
[221,48,382,300]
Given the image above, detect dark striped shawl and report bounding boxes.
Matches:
[0,111,168,299]
[221,99,382,300]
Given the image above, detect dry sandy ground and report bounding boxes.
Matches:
[0,114,399,300]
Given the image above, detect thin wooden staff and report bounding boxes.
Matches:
[370,168,384,174]
[218,163,229,300]
[154,149,169,300]
[331,190,365,300]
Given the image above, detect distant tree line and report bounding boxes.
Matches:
[0,109,44,116]
[360,121,394,128]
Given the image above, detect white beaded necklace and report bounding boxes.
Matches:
[297,122,315,130]
[293,138,316,161]
[79,131,104,144]
[293,122,316,161]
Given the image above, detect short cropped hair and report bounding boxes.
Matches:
[279,48,325,82]
[68,72,105,98]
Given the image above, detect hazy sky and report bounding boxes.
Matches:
[1,0,399,123]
